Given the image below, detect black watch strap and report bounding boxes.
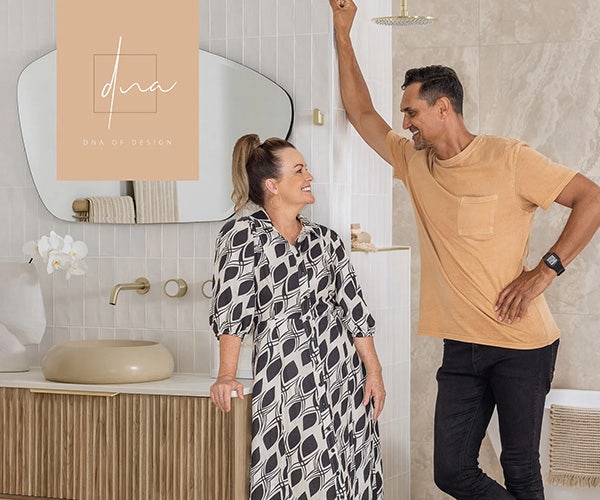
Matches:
[543,252,565,276]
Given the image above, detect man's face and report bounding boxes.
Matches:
[400,83,441,150]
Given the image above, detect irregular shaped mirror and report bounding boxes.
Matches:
[17,50,293,223]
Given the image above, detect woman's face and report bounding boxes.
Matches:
[268,147,314,209]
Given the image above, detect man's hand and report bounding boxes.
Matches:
[494,264,556,323]
[329,0,357,36]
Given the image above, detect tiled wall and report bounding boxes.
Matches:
[0,0,338,373]
[353,248,411,498]
[342,3,410,495]
[2,0,409,495]
[389,0,600,498]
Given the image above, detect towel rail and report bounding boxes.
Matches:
[72,198,89,221]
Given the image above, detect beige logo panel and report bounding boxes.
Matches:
[57,0,199,180]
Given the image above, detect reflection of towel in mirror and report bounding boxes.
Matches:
[87,196,135,223]
[133,181,178,223]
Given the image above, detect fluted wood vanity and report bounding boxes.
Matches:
[0,373,252,500]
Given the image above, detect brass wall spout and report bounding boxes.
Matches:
[109,277,150,305]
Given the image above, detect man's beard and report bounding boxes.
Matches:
[413,133,431,151]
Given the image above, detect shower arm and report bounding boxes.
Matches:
[401,0,409,16]
[372,0,435,26]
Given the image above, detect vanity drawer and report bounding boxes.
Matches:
[0,388,251,500]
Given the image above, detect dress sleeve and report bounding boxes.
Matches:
[209,218,256,340]
[330,231,376,338]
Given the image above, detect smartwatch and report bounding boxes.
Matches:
[542,252,565,276]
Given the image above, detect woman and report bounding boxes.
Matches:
[209,134,385,499]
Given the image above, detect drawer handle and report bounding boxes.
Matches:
[29,388,120,397]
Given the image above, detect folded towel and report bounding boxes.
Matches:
[549,404,600,488]
[87,196,135,223]
[133,181,178,223]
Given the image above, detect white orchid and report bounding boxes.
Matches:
[23,231,88,280]
[22,239,40,260]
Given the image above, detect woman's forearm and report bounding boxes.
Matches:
[217,334,242,378]
[211,334,244,412]
[353,336,382,374]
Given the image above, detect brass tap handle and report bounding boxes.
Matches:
[201,279,214,299]
[164,278,188,298]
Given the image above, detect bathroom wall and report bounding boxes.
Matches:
[2,0,410,494]
[389,0,600,498]
[0,0,314,373]
[341,3,412,496]
[0,3,397,398]
[0,0,384,373]
[0,0,332,372]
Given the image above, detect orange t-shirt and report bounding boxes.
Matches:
[387,130,577,349]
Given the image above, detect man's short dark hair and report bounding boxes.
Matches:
[402,66,464,115]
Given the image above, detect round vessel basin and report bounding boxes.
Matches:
[42,340,174,384]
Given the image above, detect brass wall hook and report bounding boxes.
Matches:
[313,108,324,126]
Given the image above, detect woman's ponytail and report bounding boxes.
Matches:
[231,134,261,212]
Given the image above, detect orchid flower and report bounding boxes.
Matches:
[23,231,88,279]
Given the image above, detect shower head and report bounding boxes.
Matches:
[372,15,435,26]
[372,0,435,26]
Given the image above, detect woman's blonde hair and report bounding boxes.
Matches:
[231,134,295,212]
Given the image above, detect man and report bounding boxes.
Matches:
[329,1,600,499]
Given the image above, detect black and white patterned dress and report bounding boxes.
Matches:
[209,210,383,500]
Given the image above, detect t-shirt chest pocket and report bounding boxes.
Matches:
[457,194,498,240]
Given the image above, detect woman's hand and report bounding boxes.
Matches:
[210,375,245,413]
[363,370,386,421]
[353,336,386,420]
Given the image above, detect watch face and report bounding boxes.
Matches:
[546,254,559,266]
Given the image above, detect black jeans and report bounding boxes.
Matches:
[433,339,559,500]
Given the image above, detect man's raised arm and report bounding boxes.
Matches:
[329,0,393,165]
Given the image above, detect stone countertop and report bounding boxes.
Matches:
[0,368,253,398]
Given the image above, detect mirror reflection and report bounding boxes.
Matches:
[17,50,293,223]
